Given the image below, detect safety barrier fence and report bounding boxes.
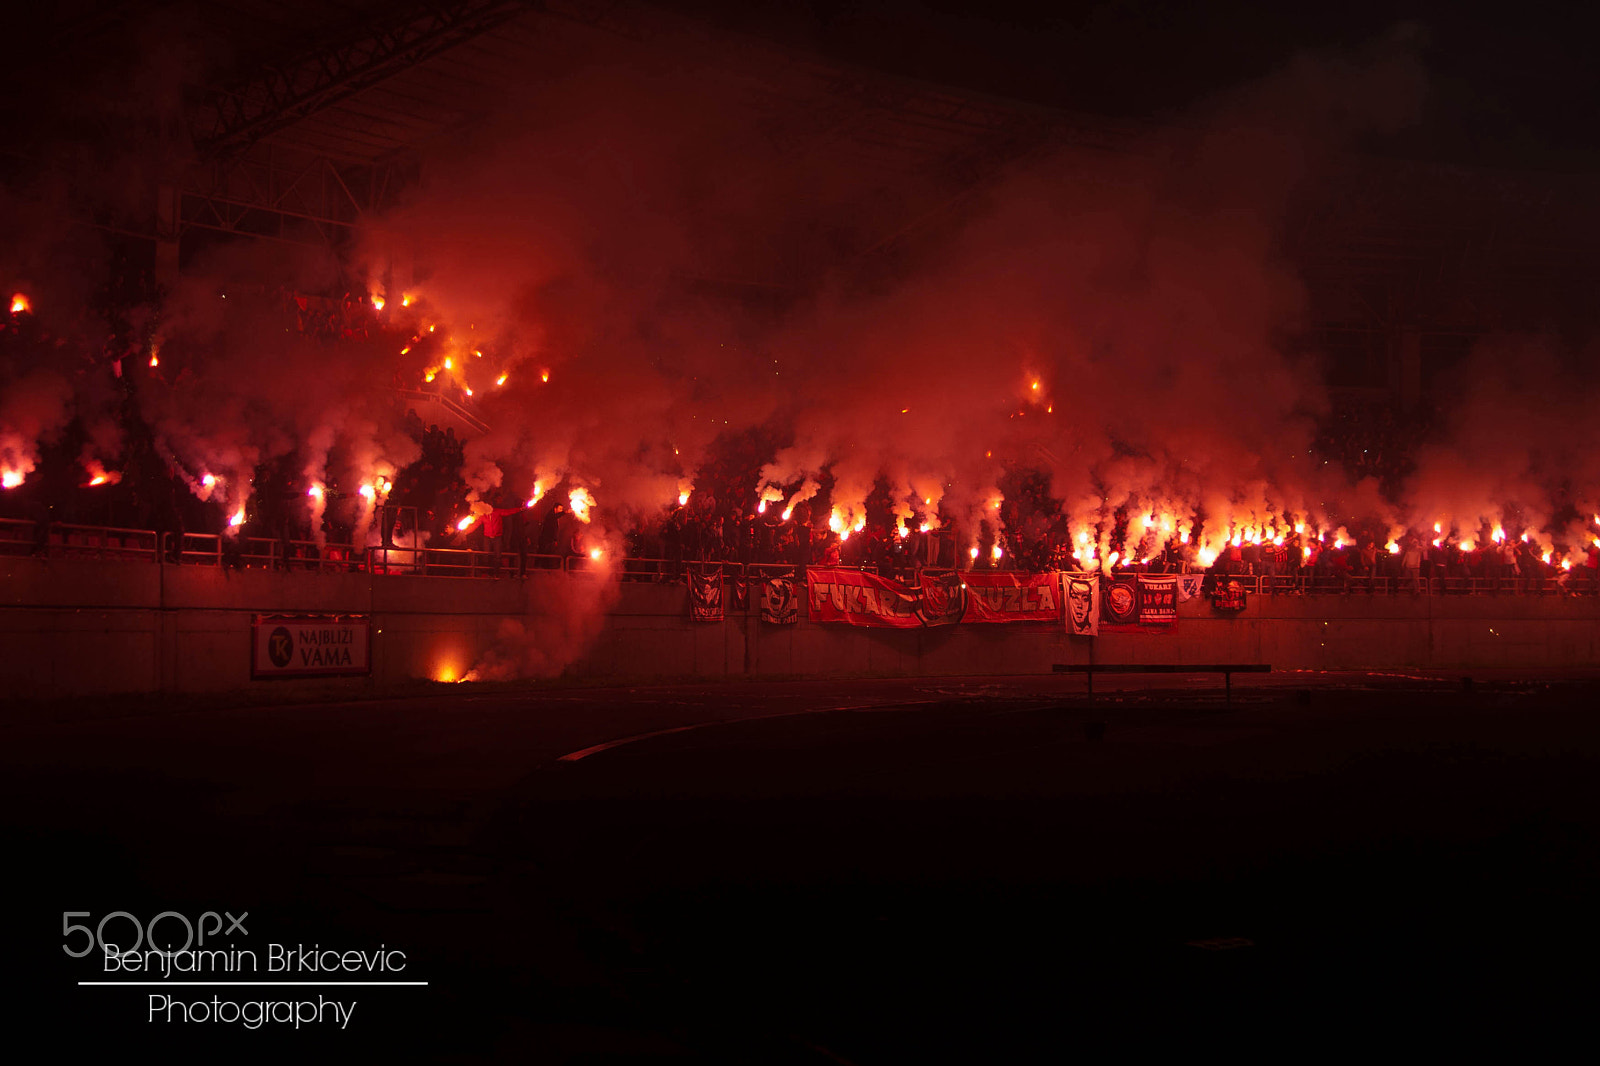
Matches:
[1,518,1595,594]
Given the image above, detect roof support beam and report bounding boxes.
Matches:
[194,0,530,159]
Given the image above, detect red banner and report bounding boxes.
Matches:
[943,571,1062,623]
[806,567,924,628]
[1138,575,1177,624]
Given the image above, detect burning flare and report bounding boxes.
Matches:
[10,293,30,314]
[569,487,595,523]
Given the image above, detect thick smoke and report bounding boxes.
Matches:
[345,31,1431,571]
[463,564,622,681]
[1401,336,1600,551]
[5,22,1597,677]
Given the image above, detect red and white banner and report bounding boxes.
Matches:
[806,567,924,628]
[947,571,1062,623]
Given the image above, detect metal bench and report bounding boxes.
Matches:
[1051,663,1272,704]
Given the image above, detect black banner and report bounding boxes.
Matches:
[689,568,724,622]
[761,576,798,624]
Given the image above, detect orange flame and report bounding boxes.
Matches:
[457,516,473,531]
[589,547,603,560]
[307,484,323,500]
[1,470,22,489]
[9,293,29,314]
[371,295,385,311]
[569,487,595,523]
[358,484,376,501]
[540,369,550,383]
[228,508,244,528]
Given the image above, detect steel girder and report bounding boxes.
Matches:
[174,142,419,246]
[193,0,532,160]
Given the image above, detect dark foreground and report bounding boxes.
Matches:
[7,671,1600,1061]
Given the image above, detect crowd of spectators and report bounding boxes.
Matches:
[7,290,1599,592]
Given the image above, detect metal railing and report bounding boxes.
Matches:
[0,518,160,560]
[2,517,1597,595]
[1194,572,1586,595]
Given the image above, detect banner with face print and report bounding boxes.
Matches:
[1064,574,1099,637]
[761,576,799,624]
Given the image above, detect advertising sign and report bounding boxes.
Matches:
[251,615,371,679]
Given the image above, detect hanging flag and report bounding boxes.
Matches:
[1138,575,1178,624]
[916,570,967,626]
[1101,577,1139,626]
[1212,578,1249,613]
[949,571,1061,623]
[733,577,748,610]
[1065,574,1099,637]
[1176,574,1204,603]
[689,567,724,622]
[761,576,799,624]
[806,566,923,628]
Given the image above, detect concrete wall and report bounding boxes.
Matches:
[2,556,1597,698]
